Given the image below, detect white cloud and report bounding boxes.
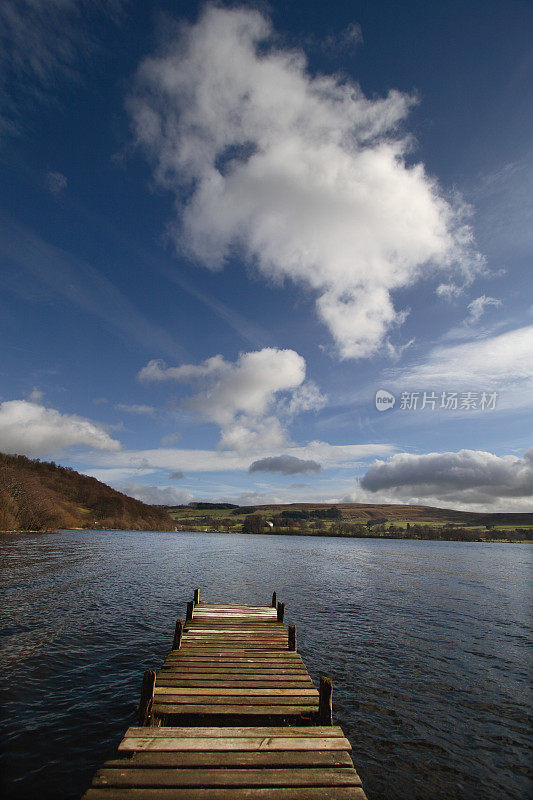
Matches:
[360,448,533,510]
[27,387,43,403]
[284,380,327,415]
[46,170,67,196]
[84,467,156,484]
[139,349,305,421]
[0,399,121,457]
[128,5,484,359]
[81,441,395,473]
[161,432,181,446]
[249,455,321,475]
[115,403,156,416]
[138,355,227,383]
[121,483,193,506]
[466,294,502,322]
[390,325,533,409]
[139,347,316,453]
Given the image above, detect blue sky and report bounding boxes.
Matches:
[1,0,532,512]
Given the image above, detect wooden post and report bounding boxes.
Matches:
[277,601,285,623]
[193,588,200,605]
[138,669,156,726]
[288,623,296,651]
[319,675,333,725]
[186,600,194,621]
[271,591,277,608]
[172,618,183,650]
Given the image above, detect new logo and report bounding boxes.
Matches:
[375,389,396,411]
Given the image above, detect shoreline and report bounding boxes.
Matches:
[1,528,530,543]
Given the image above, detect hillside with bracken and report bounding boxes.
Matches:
[0,453,173,531]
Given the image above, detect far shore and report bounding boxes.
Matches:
[2,528,531,543]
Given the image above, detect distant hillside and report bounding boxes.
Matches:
[166,501,533,534]
[0,453,173,531]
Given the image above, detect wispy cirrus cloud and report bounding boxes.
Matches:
[82,441,394,474]
[0,0,124,137]
[128,5,484,359]
[466,294,502,322]
[387,325,533,410]
[46,170,68,196]
[115,403,156,416]
[0,216,183,359]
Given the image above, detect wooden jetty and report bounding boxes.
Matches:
[82,591,368,799]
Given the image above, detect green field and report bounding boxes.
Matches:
[164,502,532,541]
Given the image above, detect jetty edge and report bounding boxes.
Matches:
[82,590,368,799]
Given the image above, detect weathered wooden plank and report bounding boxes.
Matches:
[158,673,311,680]
[159,666,309,674]
[176,649,289,653]
[154,688,318,696]
[93,766,362,788]
[165,651,303,656]
[83,787,367,799]
[150,703,318,722]
[155,681,315,689]
[152,697,317,707]
[104,752,355,769]
[162,657,304,664]
[119,736,352,752]
[190,616,280,620]
[193,608,276,613]
[156,675,314,683]
[184,632,287,636]
[123,727,346,738]
[184,628,286,632]
[186,624,284,629]
[181,644,289,648]
[181,642,288,647]
[161,664,305,670]
[159,672,310,679]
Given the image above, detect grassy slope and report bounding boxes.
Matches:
[0,453,174,531]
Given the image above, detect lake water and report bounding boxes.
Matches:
[1,531,531,800]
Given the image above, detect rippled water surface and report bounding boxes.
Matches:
[1,531,531,800]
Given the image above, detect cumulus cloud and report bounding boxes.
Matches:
[139,347,321,453]
[128,5,484,359]
[122,483,193,506]
[115,403,156,416]
[360,448,533,507]
[249,454,321,475]
[467,294,502,322]
[46,170,67,196]
[0,399,121,457]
